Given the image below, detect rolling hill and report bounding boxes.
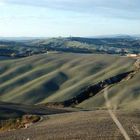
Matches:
[77,70,140,110]
[0,37,140,58]
[0,52,139,110]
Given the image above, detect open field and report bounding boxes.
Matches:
[0,53,138,110]
[0,102,71,120]
[77,70,140,110]
[0,110,140,140]
[0,52,140,139]
[0,101,71,132]
[0,53,139,110]
[0,0,140,139]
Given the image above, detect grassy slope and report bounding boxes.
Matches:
[0,53,137,109]
[77,70,140,110]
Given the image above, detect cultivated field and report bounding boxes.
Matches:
[0,53,138,110]
[0,53,140,139]
[0,110,140,140]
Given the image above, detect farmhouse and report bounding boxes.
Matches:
[126,54,138,57]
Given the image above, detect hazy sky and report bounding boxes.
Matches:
[0,0,140,37]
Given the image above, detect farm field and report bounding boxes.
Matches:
[0,110,140,140]
[0,52,140,140]
[0,53,138,109]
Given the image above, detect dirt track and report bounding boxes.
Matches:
[104,88,131,140]
[0,110,140,140]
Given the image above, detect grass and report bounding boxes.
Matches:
[0,52,138,110]
[77,71,140,110]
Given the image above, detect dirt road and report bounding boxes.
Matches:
[104,88,131,140]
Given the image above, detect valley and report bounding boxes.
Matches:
[0,40,140,139]
[1,0,140,139]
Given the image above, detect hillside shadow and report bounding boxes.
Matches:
[16,72,68,104]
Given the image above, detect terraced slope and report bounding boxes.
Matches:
[0,53,135,107]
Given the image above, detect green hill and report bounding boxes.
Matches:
[77,71,140,110]
[0,53,139,110]
[0,37,140,57]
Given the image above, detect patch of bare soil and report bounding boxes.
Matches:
[0,110,140,140]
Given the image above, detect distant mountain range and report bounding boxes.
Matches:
[0,36,140,58]
[0,35,140,41]
[87,34,140,39]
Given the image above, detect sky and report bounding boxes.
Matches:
[0,0,140,37]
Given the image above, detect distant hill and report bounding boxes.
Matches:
[87,34,140,39]
[0,36,140,58]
